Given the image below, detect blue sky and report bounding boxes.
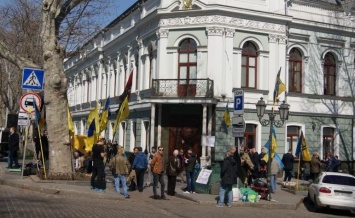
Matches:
[101,0,137,27]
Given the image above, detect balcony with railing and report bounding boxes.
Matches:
[151,79,214,98]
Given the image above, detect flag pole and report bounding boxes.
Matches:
[21,114,31,179]
[296,153,301,191]
[37,126,47,179]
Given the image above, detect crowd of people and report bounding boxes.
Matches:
[73,138,201,200]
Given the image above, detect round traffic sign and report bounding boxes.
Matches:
[20,92,42,114]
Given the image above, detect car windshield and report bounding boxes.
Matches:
[322,175,355,186]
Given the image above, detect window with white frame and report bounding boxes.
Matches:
[241,42,258,89]
[287,126,300,156]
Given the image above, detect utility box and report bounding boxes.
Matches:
[195,163,221,194]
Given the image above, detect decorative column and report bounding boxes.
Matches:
[157,104,162,148]
[142,54,149,90]
[200,104,208,167]
[137,39,144,93]
[156,29,169,79]
[206,26,224,97]
[225,28,234,98]
[207,104,213,161]
[150,104,156,149]
[234,49,242,88]
[268,34,278,101]
[97,61,103,101]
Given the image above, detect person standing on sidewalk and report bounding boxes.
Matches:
[282,149,294,182]
[270,158,280,193]
[7,126,20,169]
[310,153,322,181]
[132,147,148,192]
[109,146,130,199]
[217,148,238,208]
[184,148,197,194]
[150,146,167,199]
[90,140,106,192]
[145,146,157,187]
[166,149,180,196]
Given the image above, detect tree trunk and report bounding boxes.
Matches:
[41,0,72,174]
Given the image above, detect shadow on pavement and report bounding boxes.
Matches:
[302,196,355,217]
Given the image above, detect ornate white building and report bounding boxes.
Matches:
[65,0,355,170]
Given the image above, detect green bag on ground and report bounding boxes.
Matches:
[239,187,258,203]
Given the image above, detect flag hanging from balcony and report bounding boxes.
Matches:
[295,130,311,161]
[223,102,231,126]
[273,67,286,103]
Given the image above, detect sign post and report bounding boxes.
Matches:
[20,92,42,114]
[22,68,44,90]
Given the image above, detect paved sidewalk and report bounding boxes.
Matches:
[0,161,306,209]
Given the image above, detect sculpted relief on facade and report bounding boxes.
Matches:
[159,15,286,34]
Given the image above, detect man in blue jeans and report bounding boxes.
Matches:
[184,148,197,194]
[270,158,280,193]
[217,146,238,207]
[109,146,130,199]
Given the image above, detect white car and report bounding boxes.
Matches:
[308,172,355,212]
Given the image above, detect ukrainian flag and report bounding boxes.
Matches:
[112,95,129,136]
[223,102,231,126]
[99,96,111,132]
[273,67,286,103]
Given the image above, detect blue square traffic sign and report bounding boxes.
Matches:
[22,68,45,90]
[234,90,244,115]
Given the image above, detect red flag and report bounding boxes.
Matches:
[119,70,133,101]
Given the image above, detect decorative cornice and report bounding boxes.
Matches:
[159,15,286,34]
[156,29,169,39]
[224,28,235,38]
[278,35,287,44]
[269,34,278,43]
[206,26,224,36]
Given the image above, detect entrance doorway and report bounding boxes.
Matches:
[168,115,201,157]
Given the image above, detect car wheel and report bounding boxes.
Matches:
[313,195,320,212]
[307,191,312,203]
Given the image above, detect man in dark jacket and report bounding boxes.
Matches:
[132,147,148,192]
[41,130,49,161]
[7,126,20,168]
[282,149,294,182]
[184,147,197,194]
[217,148,238,207]
[90,140,106,192]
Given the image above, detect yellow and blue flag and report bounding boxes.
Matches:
[273,67,286,103]
[99,96,111,132]
[295,130,311,161]
[264,127,277,158]
[33,97,41,127]
[223,102,231,126]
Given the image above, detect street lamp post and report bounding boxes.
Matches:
[256,97,290,201]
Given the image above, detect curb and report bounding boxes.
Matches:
[175,192,303,210]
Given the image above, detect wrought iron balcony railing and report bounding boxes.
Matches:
[152,79,214,98]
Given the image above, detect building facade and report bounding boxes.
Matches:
[65,0,355,170]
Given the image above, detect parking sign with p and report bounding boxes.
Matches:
[234,90,244,115]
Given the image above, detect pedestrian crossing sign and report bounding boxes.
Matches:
[22,67,44,90]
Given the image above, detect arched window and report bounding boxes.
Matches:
[178,38,197,96]
[288,48,302,93]
[323,53,336,96]
[242,42,258,88]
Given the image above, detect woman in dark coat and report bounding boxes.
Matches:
[166,149,181,196]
